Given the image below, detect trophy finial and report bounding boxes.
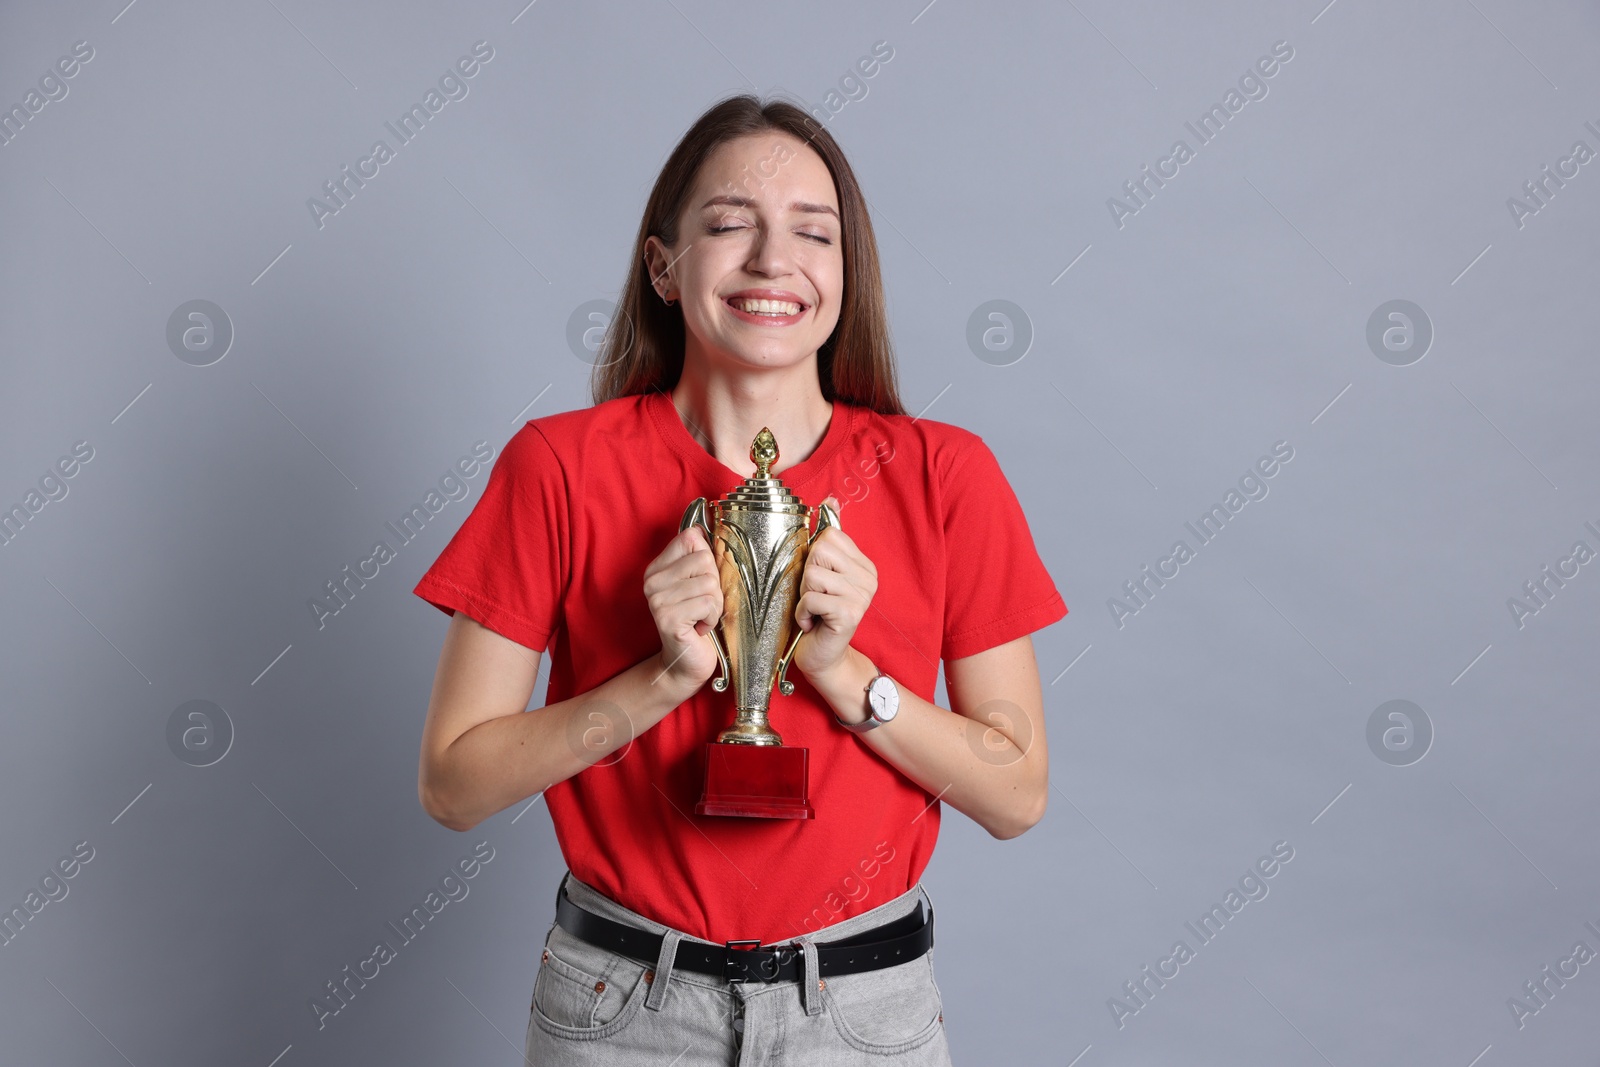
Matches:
[751,428,778,478]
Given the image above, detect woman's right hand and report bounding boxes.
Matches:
[642,525,725,692]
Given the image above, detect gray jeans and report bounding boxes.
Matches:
[524,871,954,1066]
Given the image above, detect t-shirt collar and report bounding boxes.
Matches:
[645,385,853,491]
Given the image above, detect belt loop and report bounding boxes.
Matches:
[645,929,682,1012]
[549,872,570,939]
[798,936,822,1016]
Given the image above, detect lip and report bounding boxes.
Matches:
[723,288,810,327]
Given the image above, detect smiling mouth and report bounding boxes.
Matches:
[726,297,805,316]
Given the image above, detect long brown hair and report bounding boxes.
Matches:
[590,94,906,417]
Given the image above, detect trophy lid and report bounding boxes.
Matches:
[716,427,808,515]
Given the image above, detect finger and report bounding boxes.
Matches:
[648,526,700,576]
[809,525,864,564]
[647,556,722,613]
[650,532,718,590]
[806,545,875,595]
[668,544,720,583]
[798,565,854,598]
[673,591,723,635]
[794,589,852,630]
[681,525,712,555]
[667,572,723,612]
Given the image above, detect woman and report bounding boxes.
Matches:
[413,94,1066,1065]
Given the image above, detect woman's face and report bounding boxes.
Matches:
[648,131,844,375]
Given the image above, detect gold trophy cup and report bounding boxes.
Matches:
[679,427,838,819]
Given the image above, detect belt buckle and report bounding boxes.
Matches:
[723,939,790,982]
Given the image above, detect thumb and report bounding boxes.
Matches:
[662,525,702,563]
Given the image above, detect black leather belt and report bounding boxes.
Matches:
[553,884,934,983]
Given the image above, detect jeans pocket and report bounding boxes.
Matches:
[529,923,650,1041]
[821,952,945,1054]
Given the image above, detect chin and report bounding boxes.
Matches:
[721,340,817,369]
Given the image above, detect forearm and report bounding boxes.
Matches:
[427,651,697,831]
[806,646,1047,839]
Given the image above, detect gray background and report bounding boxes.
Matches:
[2,0,1597,1063]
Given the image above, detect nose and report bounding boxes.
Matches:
[744,224,794,279]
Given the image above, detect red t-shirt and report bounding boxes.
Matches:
[413,388,1067,945]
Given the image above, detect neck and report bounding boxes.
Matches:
[669,352,834,478]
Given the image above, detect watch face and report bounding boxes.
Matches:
[868,676,899,721]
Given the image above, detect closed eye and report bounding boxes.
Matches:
[707,224,832,245]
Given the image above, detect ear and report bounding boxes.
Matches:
[643,237,674,300]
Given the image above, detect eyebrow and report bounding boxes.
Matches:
[699,194,839,221]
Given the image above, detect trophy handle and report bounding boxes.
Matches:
[775,500,840,696]
[679,498,730,693]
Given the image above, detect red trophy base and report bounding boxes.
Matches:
[695,741,814,819]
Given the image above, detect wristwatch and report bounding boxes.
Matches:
[836,671,900,733]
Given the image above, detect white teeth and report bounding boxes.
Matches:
[731,298,801,316]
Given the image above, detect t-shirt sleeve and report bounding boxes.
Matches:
[412,423,569,652]
[939,436,1067,661]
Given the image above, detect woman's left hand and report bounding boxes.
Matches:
[790,496,878,680]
